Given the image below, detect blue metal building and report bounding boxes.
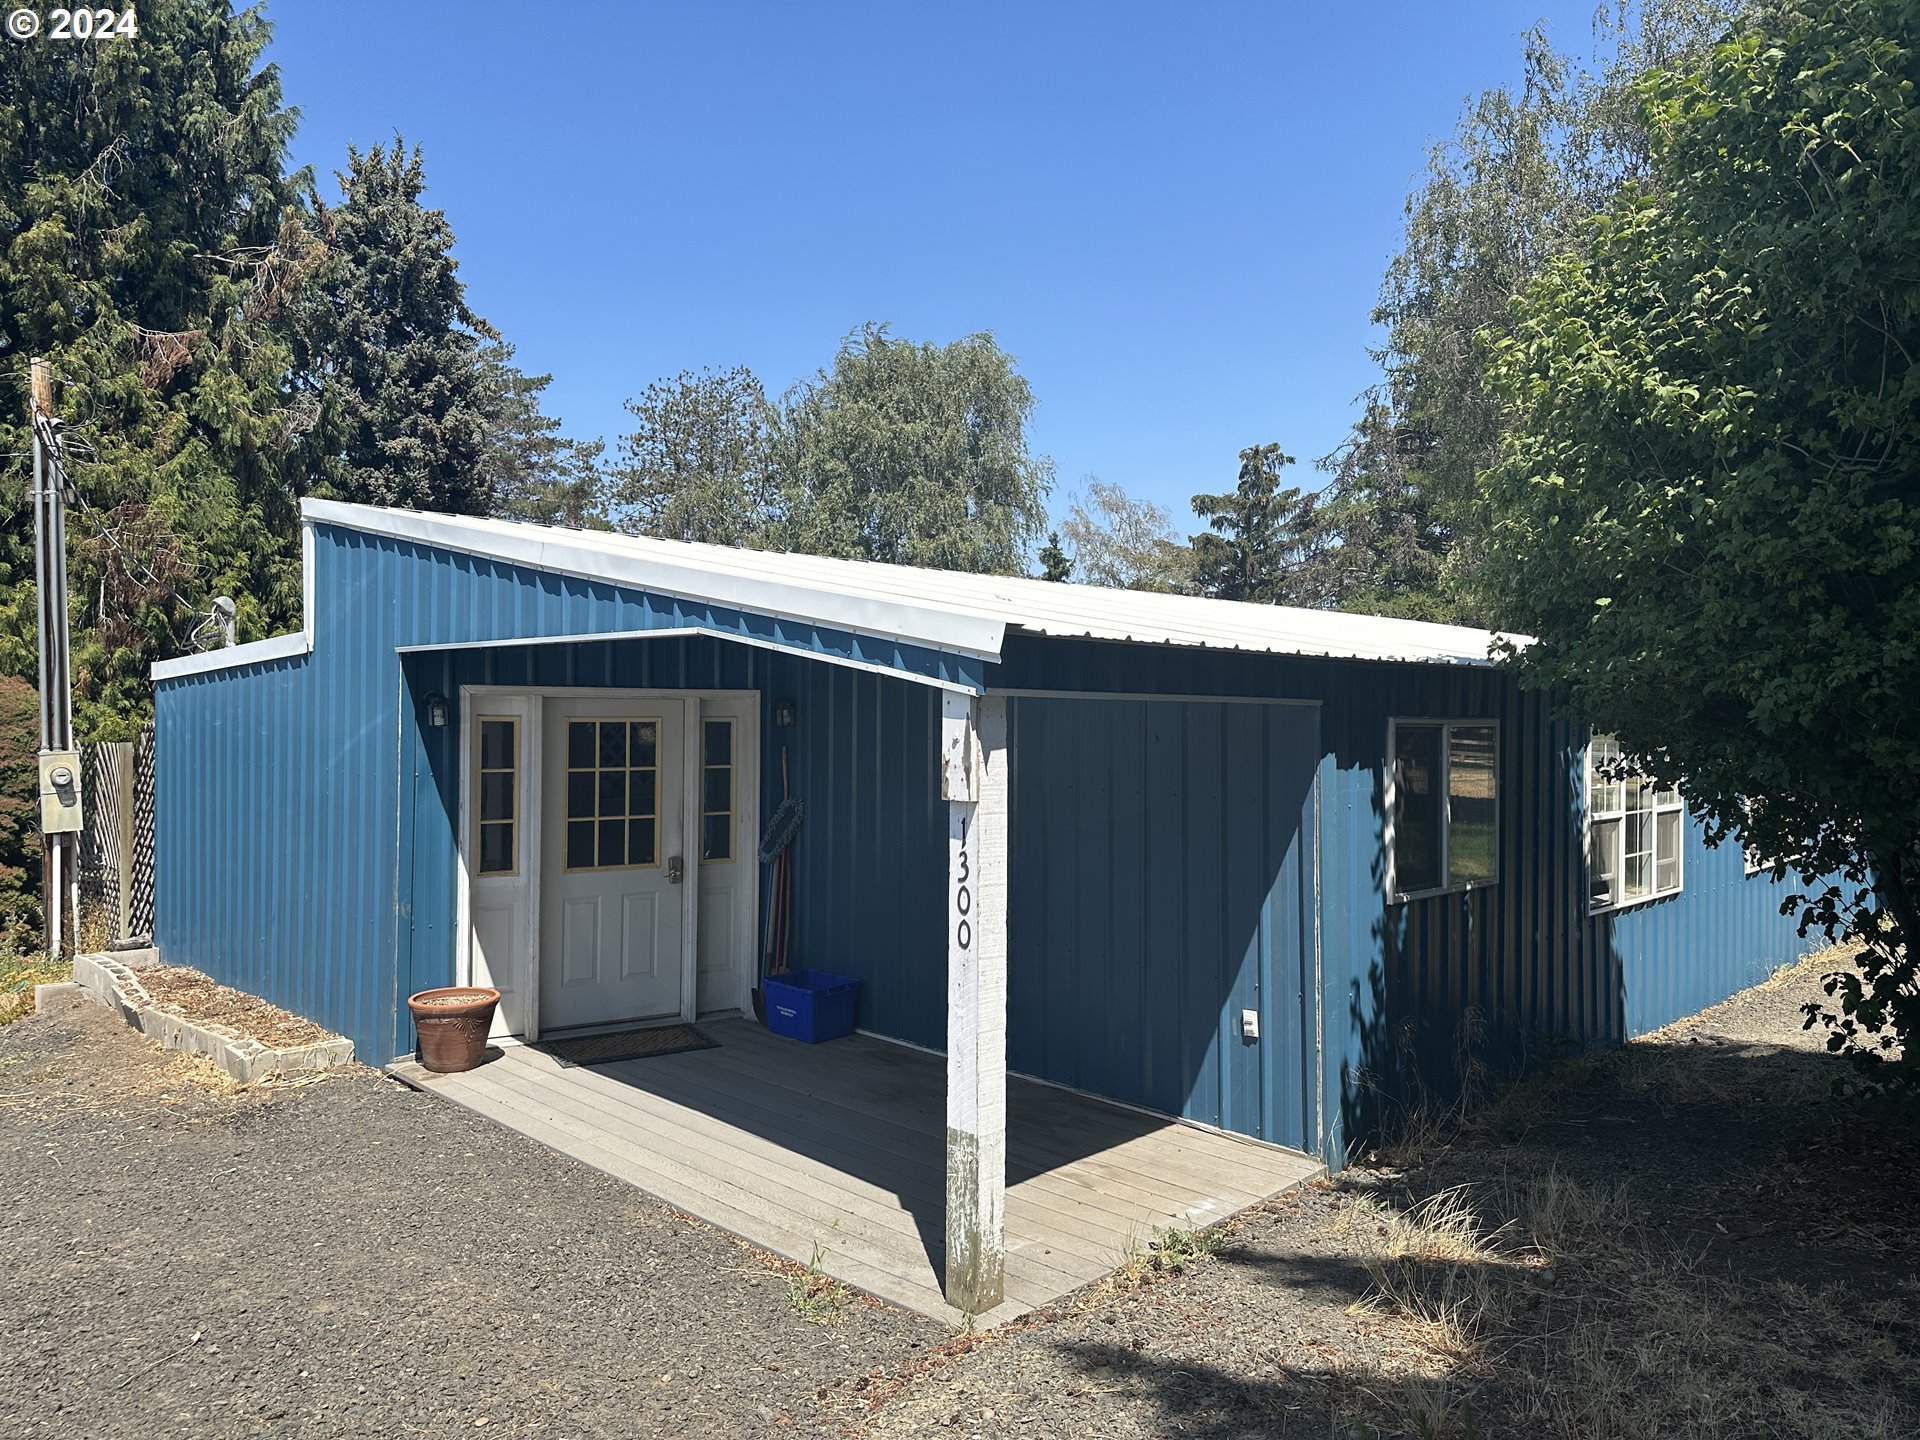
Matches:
[153,501,1815,1301]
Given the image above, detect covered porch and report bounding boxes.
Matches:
[392,1017,1321,1327]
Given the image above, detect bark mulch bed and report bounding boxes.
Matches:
[135,964,335,1049]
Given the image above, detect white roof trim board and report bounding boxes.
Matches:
[154,499,1514,681]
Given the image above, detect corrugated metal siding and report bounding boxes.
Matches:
[158,528,1818,1159]
[156,527,976,1062]
[402,637,949,1047]
[1005,696,1319,1150]
[994,636,1819,1161]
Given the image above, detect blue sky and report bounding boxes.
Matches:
[267,1,1604,531]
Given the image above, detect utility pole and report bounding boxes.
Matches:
[30,357,83,960]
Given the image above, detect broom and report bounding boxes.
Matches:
[754,744,803,1023]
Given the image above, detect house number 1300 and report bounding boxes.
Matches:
[953,845,972,952]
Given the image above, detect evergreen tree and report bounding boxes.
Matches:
[290,142,498,514]
[1188,445,1319,605]
[1309,404,1453,620]
[0,0,310,735]
[1036,532,1072,582]
[479,342,607,529]
[0,676,38,936]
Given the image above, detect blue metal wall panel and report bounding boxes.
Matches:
[994,636,1819,1162]
[157,524,1820,1162]
[1004,696,1320,1151]
[156,526,977,1062]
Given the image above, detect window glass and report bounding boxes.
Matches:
[475,717,518,875]
[1588,733,1683,909]
[565,718,659,870]
[1447,726,1498,886]
[479,823,513,874]
[1392,723,1444,895]
[701,718,734,862]
[1588,816,1622,909]
[1655,810,1682,892]
[1588,733,1625,816]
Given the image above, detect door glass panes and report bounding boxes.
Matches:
[702,719,734,862]
[1392,723,1444,895]
[1447,726,1498,886]
[475,717,517,875]
[565,718,659,871]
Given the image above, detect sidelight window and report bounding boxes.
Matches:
[474,716,519,876]
[701,719,734,862]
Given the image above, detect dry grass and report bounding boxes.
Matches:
[0,944,66,1027]
[1341,1126,1920,1439]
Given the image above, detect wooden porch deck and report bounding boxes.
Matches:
[391,1018,1321,1327]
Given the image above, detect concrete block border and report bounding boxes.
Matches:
[66,950,354,1084]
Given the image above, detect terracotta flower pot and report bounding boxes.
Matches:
[407,986,501,1074]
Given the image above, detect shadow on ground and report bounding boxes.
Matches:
[850,960,1920,1440]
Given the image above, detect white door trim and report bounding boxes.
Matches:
[455,685,760,1041]
[678,696,700,1024]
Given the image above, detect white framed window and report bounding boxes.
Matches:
[474,716,520,877]
[1387,719,1500,901]
[1586,733,1683,911]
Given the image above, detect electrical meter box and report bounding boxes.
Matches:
[39,750,83,834]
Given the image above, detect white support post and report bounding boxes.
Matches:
[942,690,1008,1315]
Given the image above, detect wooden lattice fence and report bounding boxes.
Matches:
[77,722,154,944]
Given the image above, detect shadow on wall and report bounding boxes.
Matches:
[1004,694,1322,1155]
[1344,691,1630,1158]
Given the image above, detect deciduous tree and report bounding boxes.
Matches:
[1480,0,1920,1089]
[775,325,1051,574]
[1320,1,1748,620]
[1058,480,1194,593]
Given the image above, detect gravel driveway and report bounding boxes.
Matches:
[0,996,935,1440]
[8,958,1914,1440]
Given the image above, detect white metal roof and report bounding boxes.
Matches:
[300,499,1514,667]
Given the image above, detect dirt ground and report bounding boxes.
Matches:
[4,951,1916,1439]
[844,950,1920,1439]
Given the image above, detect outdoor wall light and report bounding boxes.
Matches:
[424,692,449,728]
[773,698,796,728]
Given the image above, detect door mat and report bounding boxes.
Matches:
[545,1025,716,1066]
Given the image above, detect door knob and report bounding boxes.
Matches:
[667,856,684,884]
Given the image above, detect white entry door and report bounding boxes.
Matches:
[540,698,686,1029]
